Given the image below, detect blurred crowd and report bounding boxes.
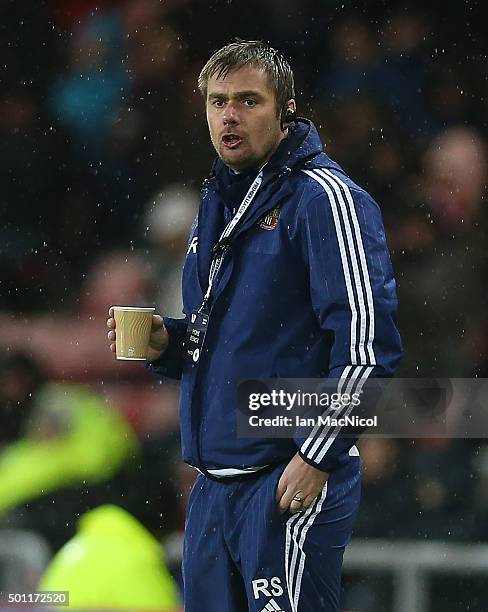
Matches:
[1,0,488,610]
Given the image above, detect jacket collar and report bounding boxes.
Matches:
[210,118,325,190]
[196,119,344,293]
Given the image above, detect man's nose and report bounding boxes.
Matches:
[223,102,239,125]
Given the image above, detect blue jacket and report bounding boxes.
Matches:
[148,119,402,474]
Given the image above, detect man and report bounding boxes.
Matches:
[107,40,401,612]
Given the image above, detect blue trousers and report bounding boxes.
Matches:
[183,457,361,611]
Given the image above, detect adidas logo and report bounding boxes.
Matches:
[259,599,285,612]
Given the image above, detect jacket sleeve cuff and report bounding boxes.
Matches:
[145,316,187,380]
[298,442,356,473]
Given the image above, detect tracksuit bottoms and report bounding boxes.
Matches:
[183,456,361,611]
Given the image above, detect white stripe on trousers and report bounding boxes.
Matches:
[285,483,328,612]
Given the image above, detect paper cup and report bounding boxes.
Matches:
[112,306,155,360]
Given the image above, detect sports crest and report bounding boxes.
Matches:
[259,207,280,231]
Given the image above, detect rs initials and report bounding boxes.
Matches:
[252,577,284,599]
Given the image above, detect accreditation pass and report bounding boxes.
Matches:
[184,311,209,364]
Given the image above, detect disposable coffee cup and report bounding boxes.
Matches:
[112,306,155,361]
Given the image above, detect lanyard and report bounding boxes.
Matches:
[199,170,264,311]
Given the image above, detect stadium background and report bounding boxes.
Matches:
[1,0,487,610]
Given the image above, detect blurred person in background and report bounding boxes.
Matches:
[395,126,487,377]
[50,9,146,247]
[0,249,183,548]
[50,12,127,158]
[0,352,43,448]
[143,184,199,318]
[39,504,181,611]
[408,437,476,541]
[0,89,73,313]
[0,251,157,380]
[319,11,432,138]
[0,350,139,550]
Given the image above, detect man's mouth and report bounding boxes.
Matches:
[222,134,243,149]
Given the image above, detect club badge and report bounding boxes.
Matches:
[259,207,280,231]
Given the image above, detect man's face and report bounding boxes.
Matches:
[206,65,292,172]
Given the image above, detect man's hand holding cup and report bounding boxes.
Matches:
[107,306,169,362]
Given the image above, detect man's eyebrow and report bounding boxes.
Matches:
[208,90,263,100]
[234,90,263,99]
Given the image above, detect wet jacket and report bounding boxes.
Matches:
[148,119,402,474]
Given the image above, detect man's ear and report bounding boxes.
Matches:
[280,99,297,131]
